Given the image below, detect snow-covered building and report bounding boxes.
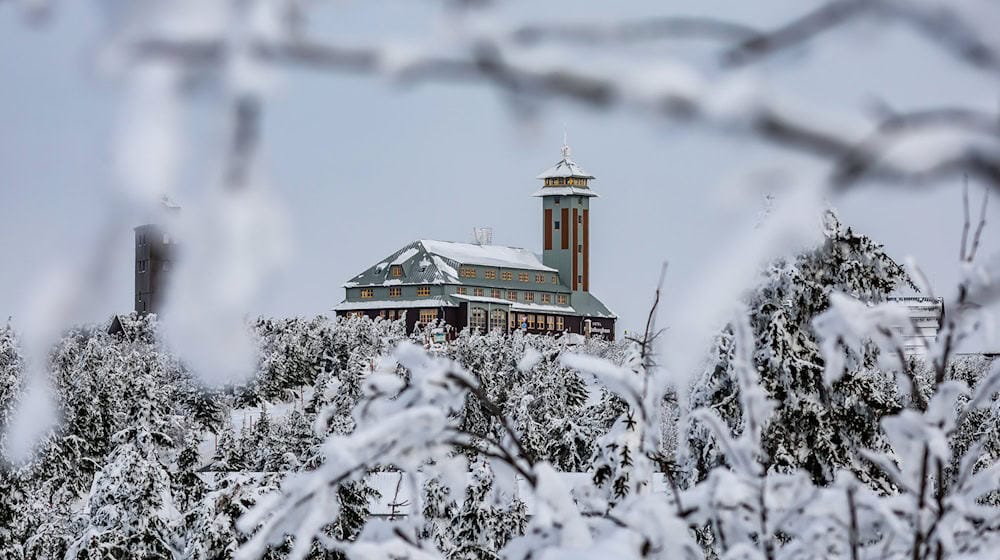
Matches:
[888,296,943,355]
[334,143,616,339]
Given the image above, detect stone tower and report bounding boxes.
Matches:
[134,197,180,315]
[534,142,597,292]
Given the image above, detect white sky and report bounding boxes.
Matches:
[1,0,999,344]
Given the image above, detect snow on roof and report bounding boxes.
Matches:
[431,255,458,282]
[419,240,555,272]
[511,301,577,315]
[531,187,599,198]
[451,294,513,306]
[535,144,595,179]
[334,298,456,311]
[391,247,419,266]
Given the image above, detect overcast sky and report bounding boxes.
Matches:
[2,1,999,341]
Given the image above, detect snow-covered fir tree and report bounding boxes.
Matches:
[688,210,911,487]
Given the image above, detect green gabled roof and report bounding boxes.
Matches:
[569,291,617,319]
[343,240,568,292]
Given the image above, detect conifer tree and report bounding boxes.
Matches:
[688,211,909,487]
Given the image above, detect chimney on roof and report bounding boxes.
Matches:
[472,227,494,246]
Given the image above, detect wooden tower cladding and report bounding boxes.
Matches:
[534,142,597,293]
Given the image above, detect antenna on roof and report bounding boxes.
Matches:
[472,227,494,246]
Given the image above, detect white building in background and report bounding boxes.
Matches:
[888,296,944,355]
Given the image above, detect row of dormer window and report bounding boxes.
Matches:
[358,286,569,305]
[459,267,558,284]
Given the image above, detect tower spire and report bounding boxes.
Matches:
[561,128,571,159]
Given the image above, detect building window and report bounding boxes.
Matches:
[484,270,497,280]
[389,310,396,320]
[524,292,535,302]
[460,267,477,278]
[578,215,582,224]
[556,316,565,330]
[578,245,582,253]
[547,315,556,330]
[518,272,529,282]
[419,309,438,324]
[490,309,507,332]
[416,286,431,297]
[349,311,364,318]
[491,288,502,299]
[533,274,542,283]
[578,275,583,283]
[551,275,558,284]
[379,310,386,318]
[359,288,374,299]
[527,315,536,329]
[457,287,467,295]
[389,287,401,298]
[507,290,518,301]
[137,260,148,273]
[557,294,568,305]
[540,293,551,304]
[554,197,561,204]
[390,265,403,277]
[474,287,485,297]
[137,233,147,245]
[554,221,560,230]
[470,308,487,331]
[518,313,528,328]
[501,271,512,281]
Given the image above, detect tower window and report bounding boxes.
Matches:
[578,245,582,253]
[137,260,148,273]
[578,275,583,283]
[578,216,582,224]
[554,221,561,230]
[416,286,431,297]
[554,197,561,204]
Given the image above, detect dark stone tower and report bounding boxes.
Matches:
[134,198,179,315]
